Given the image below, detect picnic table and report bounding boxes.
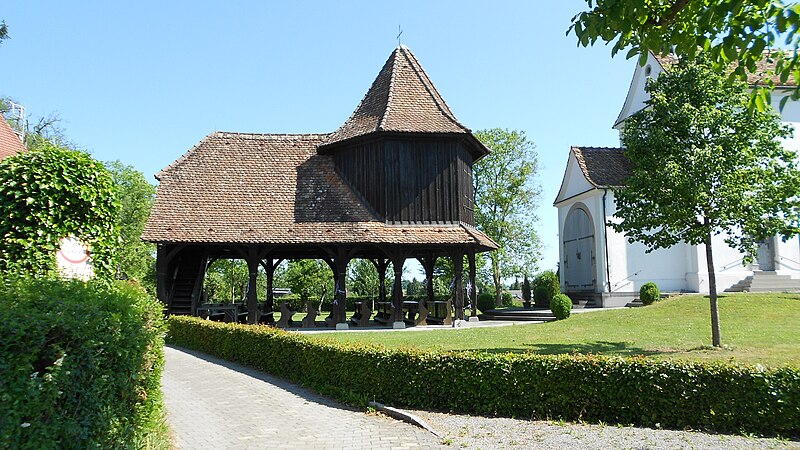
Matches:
[196,302,247,323]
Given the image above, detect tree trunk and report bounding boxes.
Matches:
[491,253,502,308]
[704,233,722,347]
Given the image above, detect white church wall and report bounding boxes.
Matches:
[602,191,689,305]
[555,152,595,203]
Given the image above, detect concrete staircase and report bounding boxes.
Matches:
[724,271,800,293]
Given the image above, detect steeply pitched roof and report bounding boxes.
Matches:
[319,45,477,149]
[654,51,797,87]
[0,116,25,160]
[572,146,632,188]
[142,132,496,249]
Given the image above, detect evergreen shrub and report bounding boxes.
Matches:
[533,270,560,307]
[550,293,573,320]
[501,291,514,307]
[639,282,661,306]
[0,277,167,448]
[477,292,495,313]
[167,316,800,438]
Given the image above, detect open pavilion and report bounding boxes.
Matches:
[142,46,497,328]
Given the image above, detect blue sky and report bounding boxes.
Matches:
[1,1,636,274]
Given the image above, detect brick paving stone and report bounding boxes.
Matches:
[162,346,446,450]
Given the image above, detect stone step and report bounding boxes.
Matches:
[479,308,556,322]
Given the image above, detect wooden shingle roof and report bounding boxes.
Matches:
[142,132,496,249]
[319,45,486,156]
[572,146,632,188]
[0,116,25,160]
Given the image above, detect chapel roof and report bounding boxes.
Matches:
[142,131,496,249]
[571,146,632,188]
[319,45,486,155]
[0,116,25,160]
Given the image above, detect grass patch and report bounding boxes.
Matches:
[310,293,800,367]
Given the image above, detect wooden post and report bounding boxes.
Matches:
[260,258,283,323]
[418,256,438,305]
[371,258,390,305]
[452,249,464,321]
[335,249,351,324]
[246,255,259,325]
[468,250,477,318]
[391,254,405,323]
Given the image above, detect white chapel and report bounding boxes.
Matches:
[554,52,800,307]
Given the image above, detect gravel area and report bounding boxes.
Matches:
[407,410,800,450]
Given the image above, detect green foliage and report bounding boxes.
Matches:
[533,270,560,307]
[167,316,800,437]
[0,20,7,43]
[477,292,495,313]
[1,278,167,448]
[348,259,380,297]
[205,259,250,303]
[406,277,425,296]
[615,55,800,346]
[522,275,532,304]
[0,143,119,279]
[639,282,661,306]
[105,161,156,293]
[285,259,333,303]
[569,0,800,110]
[473,128,542,303]
[550,293,572,320]
[501,291,514,307]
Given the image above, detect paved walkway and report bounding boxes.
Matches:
[162,346,445,449]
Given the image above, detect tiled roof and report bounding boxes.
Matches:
[320,45,475,149]
[572,146,632,188]
[654,51,797,87]
[142,132,496,249]
[0,116,25,160]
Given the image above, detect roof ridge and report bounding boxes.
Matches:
[156,131,218,180]
[378,47,400,131]
[399,46,468,132]
[215,131,332,139]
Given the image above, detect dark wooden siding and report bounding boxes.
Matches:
[334,137,476,225]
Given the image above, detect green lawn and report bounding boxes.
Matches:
[309,293,800,367]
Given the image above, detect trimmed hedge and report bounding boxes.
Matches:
[0,278,167,448]
[167,316,800,438]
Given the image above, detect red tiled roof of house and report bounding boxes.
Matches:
[319,46,481,150]
[0,116,25,160]
[142,132,496,249]
[572,146,632,188]
[654,51,797,87]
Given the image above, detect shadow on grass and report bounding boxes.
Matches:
[496,340,669,357]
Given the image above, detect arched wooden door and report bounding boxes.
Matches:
[563,206,596,291]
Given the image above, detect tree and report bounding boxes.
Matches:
[349,259,379,297]
[204,259,249,303]
[0,143,120,279]
[406,277,424,296]
[0,20,8,44]
[569,0,800,110]
[473,128,542,307]
[105,161,156,292]
[522,275,532,308]
[285,259,333,304]
[614,55,800,347]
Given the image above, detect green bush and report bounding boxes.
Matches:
[501,291,514,307]
[639,282,661,306]
[533,270,560,307]
[167,316,800,438]
[550,293,573,320]
[0,277,167,448]
[477,292,495,312]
